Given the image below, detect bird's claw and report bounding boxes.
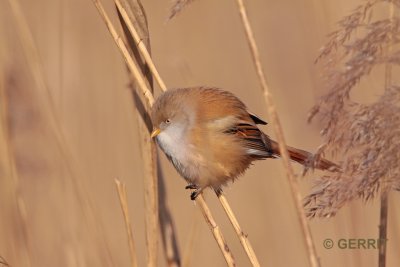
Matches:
[190,190,201,200]
[185,183,199,190]
[185,184,202,200]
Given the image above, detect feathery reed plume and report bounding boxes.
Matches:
[305,0,400,218]
[114,1,159,265]
[234,1,319,267]
[115,179,138,267]
[92,1,236,265]
[7,0,115,265]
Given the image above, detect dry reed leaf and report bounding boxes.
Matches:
[306,0,400,218]
[168,0,196,20]
[0,255,9,266]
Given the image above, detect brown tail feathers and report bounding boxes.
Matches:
[270,140,339,172]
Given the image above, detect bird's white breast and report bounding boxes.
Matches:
[156,124,203,182]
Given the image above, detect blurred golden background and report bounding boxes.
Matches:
[0,0,399,266]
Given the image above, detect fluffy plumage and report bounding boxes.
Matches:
[151,87,336,199]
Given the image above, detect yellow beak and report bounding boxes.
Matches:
[151,128,161,138]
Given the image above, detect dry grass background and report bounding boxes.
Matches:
[0,0,399,266]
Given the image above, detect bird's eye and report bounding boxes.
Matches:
[165,119,171,124]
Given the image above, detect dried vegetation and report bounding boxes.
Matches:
[305,0,400,218]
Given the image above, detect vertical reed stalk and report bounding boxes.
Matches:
[378,192,388,267]
[115,179,138,267]
[234,1,319,267]
[379,4,394,267]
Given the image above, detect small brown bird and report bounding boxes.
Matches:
[151,87,335,200]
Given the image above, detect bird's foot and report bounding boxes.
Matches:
[190,189,202,200]
[185,183,199,190]
[213,187,223,197]
[185,183,204,200]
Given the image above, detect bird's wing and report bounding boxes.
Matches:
[248,111,267,125]
[224,120,274,159]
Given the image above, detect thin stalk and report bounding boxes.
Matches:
[196,195,236,267]
[234,1,319,267]
[114,0,167,91]
[218,194,260,267]
[379,4,394,267]
[92,0,155,105]
[115,179,139,267]
[378,192,389,267]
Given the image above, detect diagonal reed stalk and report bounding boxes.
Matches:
[234,1,319,267]
[196,194,236,266]
[7,0,115,265]
[115,179,138,267]
[91,1,238,265]
[114,0,167,92]
[217,194,260,266]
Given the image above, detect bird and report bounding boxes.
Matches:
[150,87,337,200]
